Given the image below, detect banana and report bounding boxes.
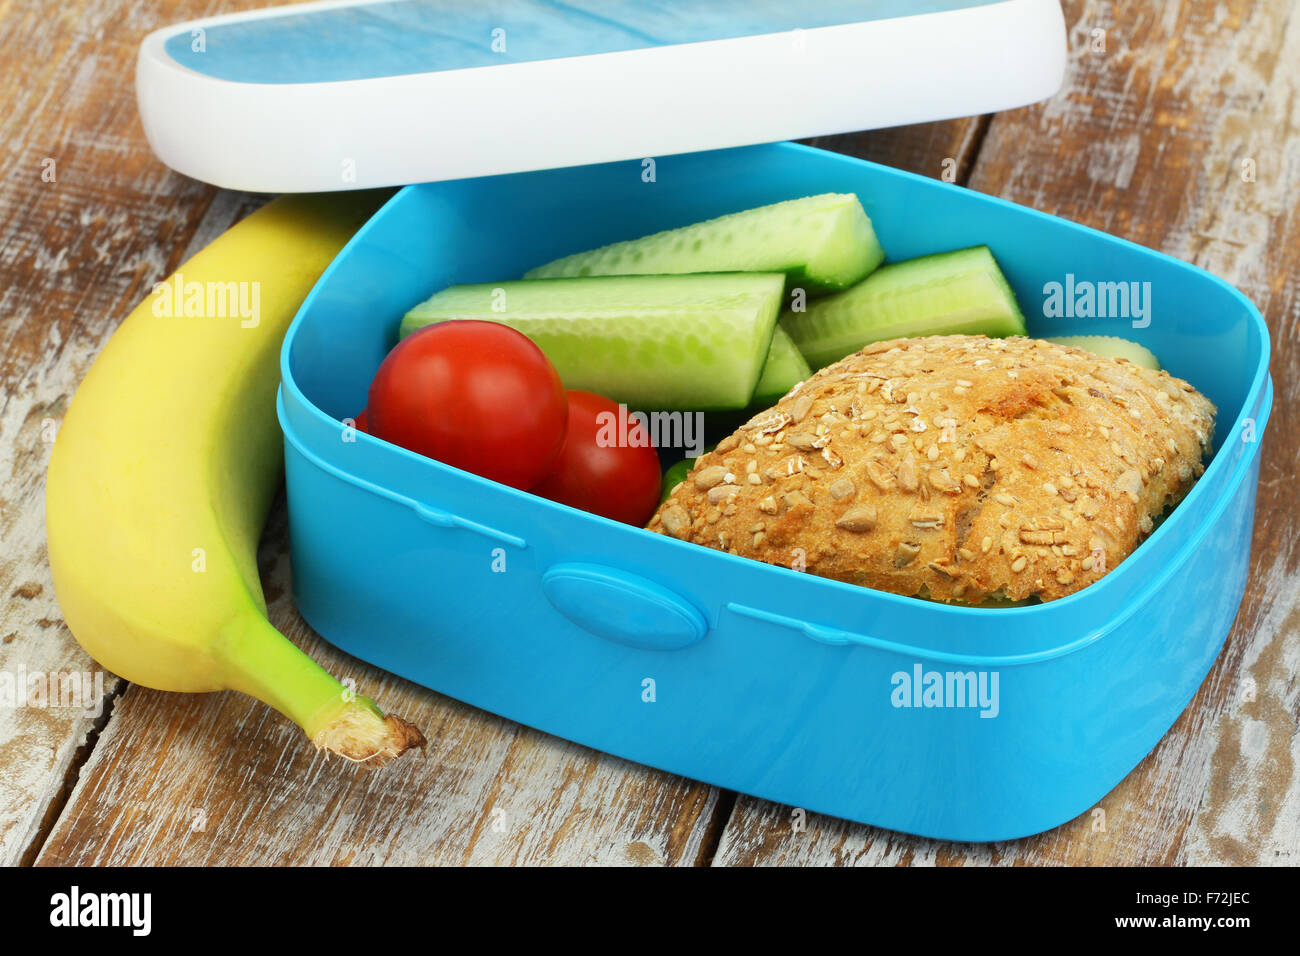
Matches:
[46,192,424,764]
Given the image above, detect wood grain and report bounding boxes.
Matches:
[714,0,1300,866]
[0,0,242,865]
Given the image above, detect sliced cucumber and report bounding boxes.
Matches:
[1044,335,1160,371]
[401,274,785,411]
[659,458,694,504]
[524,193,885,293]
[780,246,1027,369]
[752,325,812,407]
[658,441,719,506]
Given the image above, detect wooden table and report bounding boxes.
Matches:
[2,0,1296,866]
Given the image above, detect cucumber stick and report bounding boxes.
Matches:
[524,194,885,293]
[659,457,694,504]
[1045,335,1160,370]
[658,440,719,507]
[752,325,811,407]
[781,246,1027,369]
[401,274,785,411]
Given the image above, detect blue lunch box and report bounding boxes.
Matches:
[277,142,1273,842]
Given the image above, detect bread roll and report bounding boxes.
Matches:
[649,335,1215,604]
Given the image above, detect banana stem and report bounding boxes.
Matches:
[218,613,425,765]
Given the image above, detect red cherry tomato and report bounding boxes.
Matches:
[352,409,368,433]
[531,390,662,525]
[368,321,567,489]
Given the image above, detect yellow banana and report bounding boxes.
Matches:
[46,192,424,763]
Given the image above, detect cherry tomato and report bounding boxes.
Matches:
[351,409,368,433]
[531,390,662,525]
[368,321,567,489]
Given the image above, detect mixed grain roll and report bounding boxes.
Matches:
[649,334,1216,604]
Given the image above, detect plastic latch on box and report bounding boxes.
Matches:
[542,563,708,651]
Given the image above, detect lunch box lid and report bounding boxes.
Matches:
[135,0,1067,192]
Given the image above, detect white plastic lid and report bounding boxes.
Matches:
[137,0,1065,192]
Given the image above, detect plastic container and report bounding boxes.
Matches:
[136,0,1067,192]
[277,143,1273,841]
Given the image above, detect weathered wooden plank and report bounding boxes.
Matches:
[715,0,1300,866]
[0,0,252,865]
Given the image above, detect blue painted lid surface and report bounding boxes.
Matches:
[164,0,1005,83]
